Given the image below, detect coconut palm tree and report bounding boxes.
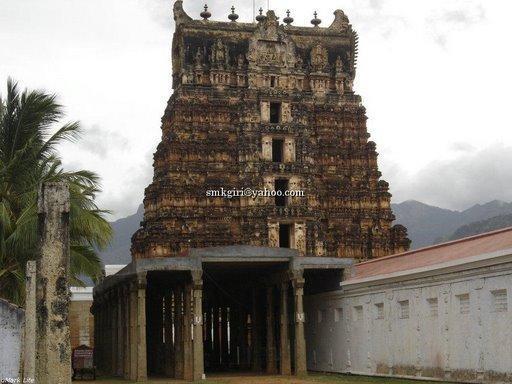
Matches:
[0,79,112,305]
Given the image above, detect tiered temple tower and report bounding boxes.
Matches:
[93,3,412,382]
[131,2,409,262]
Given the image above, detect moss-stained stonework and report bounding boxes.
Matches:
[131,1,410,261]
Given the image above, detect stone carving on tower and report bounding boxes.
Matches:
[131,1,411,262]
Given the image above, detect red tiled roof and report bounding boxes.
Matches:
[347,226,512,282]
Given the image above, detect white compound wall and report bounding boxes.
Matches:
[305,258,512,383]
[0,299,24,382]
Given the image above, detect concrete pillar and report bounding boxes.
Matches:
[129,281,138,381]
[183,284,193,381]
[35,182,72,384]
[266,286,277,374]
[23,260,37,383]
[279,282,291,375]
[136,273,147,382]
[192,271,204,381]
[292,271,307,375]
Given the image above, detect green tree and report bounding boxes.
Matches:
[0,79,112,305]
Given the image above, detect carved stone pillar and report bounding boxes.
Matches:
[192,271,204,381]
[136,273,147,382]
[280,281,291,375]
[292,271,307,375]
[266,286,277,374]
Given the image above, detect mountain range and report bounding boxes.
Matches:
[97,200,512,266]
[391,200,512,248]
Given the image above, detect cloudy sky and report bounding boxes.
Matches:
[1,0,511,219]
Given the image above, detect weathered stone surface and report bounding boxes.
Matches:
[131,3,410,262]
[23,260,37,382]
[35,182,71,384]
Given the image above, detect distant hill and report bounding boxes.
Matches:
[99,204,143,265]
[448,213,512,241]
[392,200,512,249]
[96,200,512,265]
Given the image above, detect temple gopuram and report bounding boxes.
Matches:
[92,2,410,382]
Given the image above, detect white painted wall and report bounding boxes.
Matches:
[305,260,512,383]
[0,299,24,382]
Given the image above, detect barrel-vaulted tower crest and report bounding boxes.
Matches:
[131,0,410,261]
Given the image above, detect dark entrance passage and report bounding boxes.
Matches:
[202,262,294,374]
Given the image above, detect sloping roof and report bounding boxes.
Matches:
[345,226,512,283]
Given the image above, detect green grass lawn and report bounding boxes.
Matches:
[81,373,445,384]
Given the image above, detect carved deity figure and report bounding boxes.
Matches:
[335,55,344,74]
[210,39,229,66]
[194,47,204,68]
[310,44,329,71]
[237,53,245,69]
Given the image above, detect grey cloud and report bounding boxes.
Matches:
[79,124,130,159]
[450,141,476,153]
[368,0,384,11]
[443,5,485,25]
[389,143,512,210]
[427,3,486,47]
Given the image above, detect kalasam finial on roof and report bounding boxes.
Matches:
[256,7,266,22]
[283,9,294,25]
[228,6,239,22]
[311,11,321,27]
[200,4,211,21]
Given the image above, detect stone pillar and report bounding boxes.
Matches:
[129,281,138,381]
[117,288,124,376]
[23,260,37,383]
[35,182,72,384]
[106,294,112,374]
[266,286,277,374]
[136,273,148,382]
[111,291,118,376]
[96,299,103,374]
[251,287,261,372]
[174,286,184,379]
[192,271,204,381]
[123,286,130,379]
[164,293,175,378]
[292,271,307,375]
[183,283,193,381]
[279,281,291,375]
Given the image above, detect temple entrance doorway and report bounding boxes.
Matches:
[202,262,294,375]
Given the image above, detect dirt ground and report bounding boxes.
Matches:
[78,373,444,384]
